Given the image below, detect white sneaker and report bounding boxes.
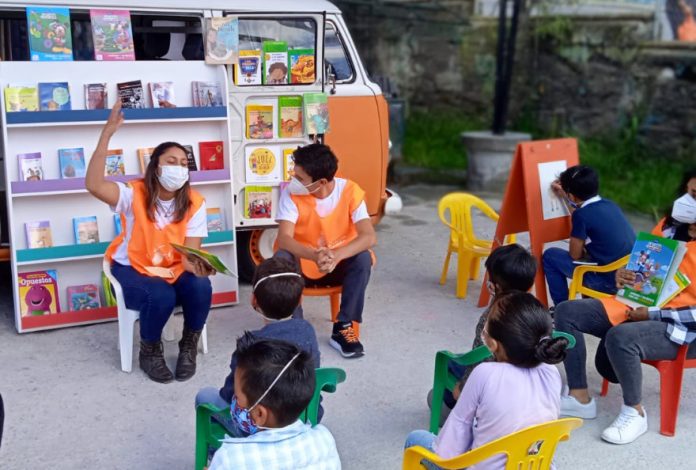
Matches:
[560,394,597,419]
[601,405,648,445]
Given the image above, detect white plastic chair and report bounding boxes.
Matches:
[102,258,208,373]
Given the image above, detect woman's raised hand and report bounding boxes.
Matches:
[102,101,124,137]
[615,268,636,289]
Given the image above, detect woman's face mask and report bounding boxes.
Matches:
[288,177,320,196]
[672,193,696,224]
[158,165,189,192]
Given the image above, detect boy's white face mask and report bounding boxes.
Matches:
[672,193,696,224]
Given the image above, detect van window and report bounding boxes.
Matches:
[325,22,354,83]
[0,9,30,60]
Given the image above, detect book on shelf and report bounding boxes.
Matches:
[244,185,273,219]
[38,82,71,111]
[58,147,86,179]
[282,148,296,181]
[183,144,198,172]
[67,284,101,311]
[171,243,235,277]
[104,149,125,176]
[192,81,223,107]
[89,9,135,61]
[137,147,155,173]
[26,6,73,61]
[117,80,146,109]
[73,216,100,244]
[4,86,39,112]
[101,271,117,307]
[246,104,274,139]
[245,146,281,184]
[149,82,176,108]
[18,270,60,316]
[278,96,303,138]
[263,41,288,85]
[616,232,688,308]
[84,83,108,110]
[17,152,43,181]
[304,92,330,135]
[114,214,123,236]
[203,16,239,65]
[289,49,315,84]
[199,141,224,171]
[235,49,262,86]
[206,208,224,232]
[24,221,53,249]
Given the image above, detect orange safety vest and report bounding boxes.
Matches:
[601,219,696,325]
[678,16,696,42]
[105,180,204,283]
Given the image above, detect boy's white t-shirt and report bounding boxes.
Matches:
[110,182,208,266]
[276,177,369,223]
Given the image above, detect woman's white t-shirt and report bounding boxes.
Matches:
[276,177,369,223]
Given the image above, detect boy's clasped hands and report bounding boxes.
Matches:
[316,247,339,274]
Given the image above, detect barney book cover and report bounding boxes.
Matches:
[18,270,60,316]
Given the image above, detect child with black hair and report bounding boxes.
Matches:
[407,292,567,467]
[209,336,340,470]
[543,164,635,305]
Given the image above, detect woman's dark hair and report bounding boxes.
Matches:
[144,142,191,223]
[559,165,598,201]
[663,167,696,230]
[485,244,537,292]
[251,257,304,319]
[487,292,568,368]
[235,333,315,426]
[292,144,338,182]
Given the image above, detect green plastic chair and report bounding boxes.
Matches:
[195,367,347,470]
[429,331,576,433]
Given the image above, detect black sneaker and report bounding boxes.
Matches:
[329,322,364,358]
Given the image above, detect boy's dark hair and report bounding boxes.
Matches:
[559,165,599,201]
[292,144,338,182]
[235,333,315,426]
[487,292,568,368]
[251,257,304,320]
[485,244,537,293]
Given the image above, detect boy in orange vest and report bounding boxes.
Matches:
[276,144,377,358]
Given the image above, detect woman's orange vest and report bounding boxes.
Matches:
[678,16,696,42]
[105,180,204,283]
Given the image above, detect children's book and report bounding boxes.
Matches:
[244,185,272,219]
[38,82,71,111]
[4,86,39,112]
[104,149,125,176]
[114,214,123,236]
[235,49,262,86]
[149,82,176,108]
[101,271,117,307]
[84,83,108,110]
[137,147,155,173]
[659,271,692,307]
[18,270,60,316]
[616,232,688,308]
[25,221,53,249]
[26,6,73,61]
[282,148,296,181]
[67,284,101,311]
[17,152,43,181]
[246,104,274,139]
[206,208,224,232]
[183,145,198,172]
[289,48,315,84]
[263,41,288,85]
[170,243,235,277]
[304,92,330,135]
[117,80,145,109]
[245,146,281,184]
[73,216,100,244]
[89,9,135,61]
[203,16,239,65]
[192,81,223,107]
[199,141,224,171]
[278,96,303,138]
[58,147,86,178]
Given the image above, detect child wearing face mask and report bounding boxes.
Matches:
[406,292,568,469]
[86,102,214,384]
[208,336,340,470]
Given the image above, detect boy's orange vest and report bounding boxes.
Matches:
[105,180,204,283]
[602,219,696,325]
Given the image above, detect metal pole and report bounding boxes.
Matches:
[496,0,522,136]
[492,0,509,135]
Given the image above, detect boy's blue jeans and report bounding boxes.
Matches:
[542,247,617,306]
[404,431,442,470]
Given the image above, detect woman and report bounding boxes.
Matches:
[86,102,214,384]
[556,168,696,444]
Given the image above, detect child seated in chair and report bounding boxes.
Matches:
[208,336,340,470]
[408,292,568,468]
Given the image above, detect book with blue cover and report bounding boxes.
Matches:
[26,6,73,61]
[58,147,86,178]
[39,82,71,111]
[73,216,99,244]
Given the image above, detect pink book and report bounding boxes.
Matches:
[66,284,101,311]
[89,9,135,61]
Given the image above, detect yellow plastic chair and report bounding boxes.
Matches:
[403,418,583,470]
[568,254,630,300]
[438,193,515,299]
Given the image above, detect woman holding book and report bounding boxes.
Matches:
[86,102,214,384]
[556,168,696,444]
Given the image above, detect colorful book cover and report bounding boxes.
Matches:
[26,6,73,61]
[18,270,60,316]
[73,216,100,244]
[235,49,262,86]
[283,148,296,181]
[84,83,108,110]
[206,208,224,232]
[67,284,101,311]
[246,104,274,139]
[304,92,330,135]
[170,243,234,277]
[90,9,135,61]
[58,147,86,178]
[192,81,223,107]
[117,80,145,109]
[245,146,281,184]
[137,147,155,174]
[24,221,53,249]
[244,185,272,219]
[149,82,175,108]
[203,16,239,65]
[17,152,43,181]
[4,86,39,112]
[289,48,315,84]
[199,141,224,171]
[278,96,303,138]
[39,82,71,111]
[102,271,117,307]
[114,214,123,236]
[183,145,198,172]
[263,41,288,85]
[104,149,125,176]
